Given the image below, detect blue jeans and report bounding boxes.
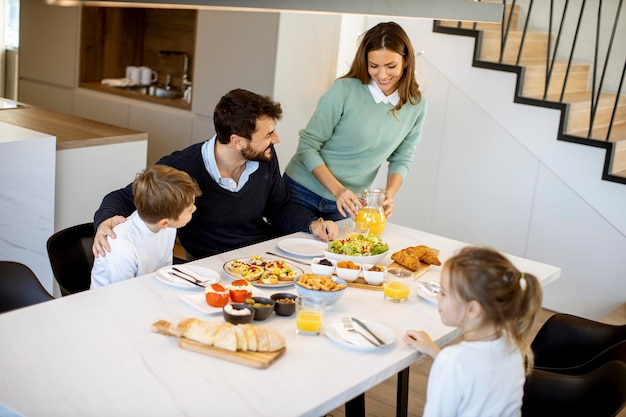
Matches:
[283,174,348,222]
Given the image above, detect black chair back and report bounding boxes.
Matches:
[532,313,626,370]
[522,360,626,417]
[47,223,95,296]
[0,261,54,313]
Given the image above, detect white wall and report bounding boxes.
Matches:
[274,15,626,320]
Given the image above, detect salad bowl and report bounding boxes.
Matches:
[323,234,389,265]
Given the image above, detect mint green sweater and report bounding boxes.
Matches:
[284,78,427,201]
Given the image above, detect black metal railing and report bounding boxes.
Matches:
[434,0,626,183]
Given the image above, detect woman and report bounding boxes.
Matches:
[284,21,426,221]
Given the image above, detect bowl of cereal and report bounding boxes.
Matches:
[295,273,347,306]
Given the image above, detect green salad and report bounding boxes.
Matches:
[328,235,389,256]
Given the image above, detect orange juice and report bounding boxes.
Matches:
[355,207,387,236]
[384,281,410,302]
[296,311,322,333]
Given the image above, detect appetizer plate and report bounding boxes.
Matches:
[222,259,303,287]
[179,293,224,314]
[325,319,395,351]
[416,281,441,304]
[156,265,220,289]
[277,238,328,257]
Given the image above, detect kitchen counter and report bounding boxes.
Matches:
[80,82,192,111]
[0,102,148,150]
[0,101,148,295]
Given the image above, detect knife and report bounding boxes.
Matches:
[172,267,204,284]
[168,271,205,288]
[351,317,386,346]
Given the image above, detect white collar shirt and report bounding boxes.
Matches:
[368,78,400,106]
[202,135,259,192]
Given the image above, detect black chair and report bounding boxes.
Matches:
[522,360,626,417]
[0,261,54,313]
[46,222,95,296]
[532,313,626,373]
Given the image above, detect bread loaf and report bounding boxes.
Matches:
[154,318,285,353]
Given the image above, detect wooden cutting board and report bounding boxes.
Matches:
[151,320,286,369]
[346,261,434,291]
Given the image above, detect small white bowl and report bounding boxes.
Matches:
[335,261,362,282]
[363,263,386,285]
[311,257,336,276]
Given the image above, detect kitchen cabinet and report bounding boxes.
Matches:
[192,10,279,117]
[128,102,194,165]
[0,122,56,294]
[19,1,79,89]
[0,104,147,295]
[73,88,130,127]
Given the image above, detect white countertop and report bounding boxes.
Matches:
[0,223,561,417]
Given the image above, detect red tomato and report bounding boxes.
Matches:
[205,283,229,307]
[229,279,253,303]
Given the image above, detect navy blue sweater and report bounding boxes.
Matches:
[94,142,316,258]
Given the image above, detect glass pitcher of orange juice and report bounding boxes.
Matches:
[355,188,387,236]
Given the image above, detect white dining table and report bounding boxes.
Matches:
[0,222,561,417]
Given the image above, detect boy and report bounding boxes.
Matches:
[91,165,201,288]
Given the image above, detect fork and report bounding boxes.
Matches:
[172,267,205,284]
[341,316,380,346]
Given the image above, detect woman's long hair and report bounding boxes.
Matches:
[341,21,421,117]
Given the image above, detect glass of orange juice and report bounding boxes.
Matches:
[383,268,415,302]
[345,220,369,239]
[295,297,327,335]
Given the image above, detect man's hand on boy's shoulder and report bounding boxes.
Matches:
[92,215,127,258]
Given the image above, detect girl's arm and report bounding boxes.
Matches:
[404,329,441,359]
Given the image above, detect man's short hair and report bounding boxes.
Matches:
[213,89,283,144]
[133,165,201,223]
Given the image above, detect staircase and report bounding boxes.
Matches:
[435,1,626,184]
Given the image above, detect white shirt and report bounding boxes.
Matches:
[423,337,525,417]
[90,211,175,288]
[368,78,400,105]
[202,135,259,192]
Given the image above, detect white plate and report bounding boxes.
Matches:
[416,281,440,304]
[179,293,224,314]
[156,265,220,289]
[277,238,328,257]
[222,258,303,287]
[325,319,395,350]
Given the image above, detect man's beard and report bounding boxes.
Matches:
[241,144,273,163]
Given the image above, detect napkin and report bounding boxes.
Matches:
[101,78,137,87]
[330,322,373,347]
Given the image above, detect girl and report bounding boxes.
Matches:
[405,246,543,417]
[284,21,426,221]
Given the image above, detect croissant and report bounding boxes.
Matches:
[391,245,441,271]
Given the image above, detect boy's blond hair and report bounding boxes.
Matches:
[132,165,201,224]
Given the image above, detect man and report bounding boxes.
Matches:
[93,89,337,259]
